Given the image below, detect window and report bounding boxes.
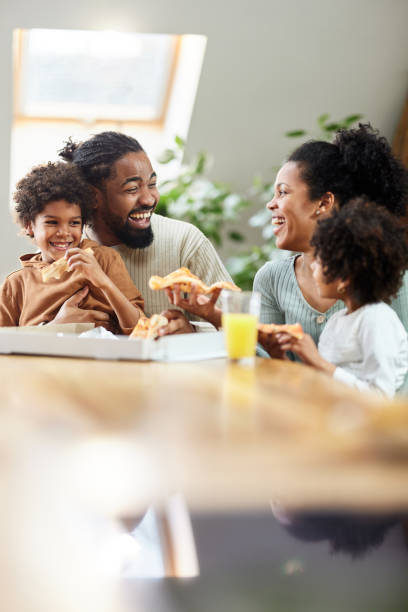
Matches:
[11,29,206,192]
[15,29,179,123]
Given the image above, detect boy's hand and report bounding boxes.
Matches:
[165,284,222,329]
[276,332,335,375]
[51,286,110,325]
[65,248,109,290]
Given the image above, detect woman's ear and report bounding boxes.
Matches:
[317,192,336,216]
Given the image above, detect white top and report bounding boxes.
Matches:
[113,214,232,317]
[318,302,408,398]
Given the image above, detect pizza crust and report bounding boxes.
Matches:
[130,314,169,339]
[41,247,94,282]
[149,267,240,294]
[257,322,304,340]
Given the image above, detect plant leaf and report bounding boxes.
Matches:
[285,130,306,138]
[174,135,185,149]
[324,123,341,132]
[317,113,330,126]
[343,114,363,126]
[228,231,245,242]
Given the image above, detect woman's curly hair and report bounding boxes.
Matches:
[311,198,408,305]
[14,162,94,228]
[288,124,408,217]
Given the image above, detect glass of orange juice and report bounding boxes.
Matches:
[221,291,260,365]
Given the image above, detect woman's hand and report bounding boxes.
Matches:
[65,248,110,289]
[257,329,288,359]
[49,286,110,325]
[157,309,195,336]
[276,332,335,375]
[165,284,222,329]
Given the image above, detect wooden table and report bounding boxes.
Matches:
[1,354,408,514]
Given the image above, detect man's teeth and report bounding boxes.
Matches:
[130,212,151,219]
[272,217,285,225]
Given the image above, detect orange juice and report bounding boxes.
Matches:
[222,313,258,359]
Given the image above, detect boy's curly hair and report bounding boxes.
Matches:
[14,162,94,228]
[311,198,408,305]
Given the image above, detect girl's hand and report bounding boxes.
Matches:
[65,248,109,290]
[276,332,335,375]
[165,284,222,329]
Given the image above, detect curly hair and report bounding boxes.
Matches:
[14,162,94,228]
[58,131,144,188]
[310,199,408,305]
[288,124,408,217]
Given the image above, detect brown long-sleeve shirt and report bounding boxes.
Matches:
[0,239,144,334]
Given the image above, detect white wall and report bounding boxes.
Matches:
[1,0,408,278]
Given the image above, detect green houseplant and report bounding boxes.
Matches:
[156,136,250,247]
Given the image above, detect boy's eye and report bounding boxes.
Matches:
[45,220,57,225]
[149,183,157,189]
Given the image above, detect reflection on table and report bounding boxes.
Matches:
[1,354,408,611]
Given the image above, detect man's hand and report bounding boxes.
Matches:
[49,286,110,325]
[165,284,222,329]
[157,309,195,336]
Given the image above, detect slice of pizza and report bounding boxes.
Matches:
[257,322,304,340]
[149,267,240,294]
[130,314,169,339]
[42,247,93,283]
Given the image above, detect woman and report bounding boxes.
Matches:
[166,124,408,361]
[253,123,408,358]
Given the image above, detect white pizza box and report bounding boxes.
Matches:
[0,327,227,362]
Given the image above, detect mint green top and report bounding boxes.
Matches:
[254,255,408,394]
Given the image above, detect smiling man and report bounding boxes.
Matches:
[57,132,232,332]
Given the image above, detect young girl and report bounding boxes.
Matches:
[276,199,408,397]
[0,162,144,333]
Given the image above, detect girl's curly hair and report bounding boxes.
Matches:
[311,198,408,305]
[14,162,94,227]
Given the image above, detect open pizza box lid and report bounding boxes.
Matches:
[0,325,227,362]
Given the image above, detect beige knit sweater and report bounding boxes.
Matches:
[113,214,232,317]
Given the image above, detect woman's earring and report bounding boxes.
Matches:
[315,210,321,216]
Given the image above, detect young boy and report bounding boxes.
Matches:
[0,162,144,334]
[277,199,408,397]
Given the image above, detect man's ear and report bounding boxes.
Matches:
[91,186,103,209]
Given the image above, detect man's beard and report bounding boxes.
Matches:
[100,208,154,249]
